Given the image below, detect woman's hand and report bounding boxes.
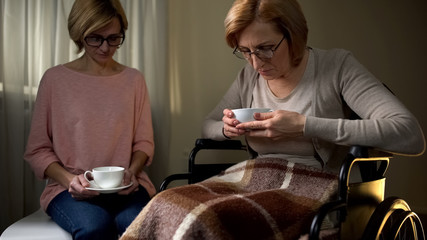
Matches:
[45,162,99,200]
[222,109,246,138]
[68,174,99,200]
[235,110,306,140]
[118,169,139,195]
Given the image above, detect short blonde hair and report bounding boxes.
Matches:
[68,0,128,53]
[225,0,308,66]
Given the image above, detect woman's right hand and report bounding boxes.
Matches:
[68,174,99,200]
[222,108,246,138]
[45,162,99,200]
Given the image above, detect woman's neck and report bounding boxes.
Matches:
[267,49,309,98]
[64,54,124,76]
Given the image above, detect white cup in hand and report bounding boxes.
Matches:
[231,108,272,123]
[84,166,124,189]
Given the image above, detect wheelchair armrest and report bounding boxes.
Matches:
[159,173,191,192]
[189,139,247,173]
[159,139,247,192]
[309,200,346,240]
[348,145,392,159]
[337,146,390,202]
[348,145,369,158]
[194,138,247,150]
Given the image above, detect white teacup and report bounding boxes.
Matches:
[84,166,124,189]
[231,108,272,123]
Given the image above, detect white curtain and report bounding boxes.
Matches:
[0,0,169,232]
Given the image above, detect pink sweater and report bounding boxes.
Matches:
[24,65,155,211]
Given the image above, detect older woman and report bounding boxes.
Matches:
[24,0,155,239]
[202,0,425,170]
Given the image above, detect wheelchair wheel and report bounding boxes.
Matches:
[362,197,425,240]
[386,209,425,240]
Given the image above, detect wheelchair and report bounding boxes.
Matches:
[160,138,425,240]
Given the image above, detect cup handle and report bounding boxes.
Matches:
[84,171,93,183]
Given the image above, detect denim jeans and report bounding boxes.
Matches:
[46,185,150,240]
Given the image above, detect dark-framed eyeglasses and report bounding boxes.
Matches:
[233,35,286,61]
[84,34,125,47]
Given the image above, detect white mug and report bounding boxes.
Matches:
[84,166,124,189]
[231,108,272,123]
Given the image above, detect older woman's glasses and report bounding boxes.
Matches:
[84,34,125,47]
[233,36,286,61]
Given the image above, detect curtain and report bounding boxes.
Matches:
[0,0,168,232]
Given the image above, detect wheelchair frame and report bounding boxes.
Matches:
[160,138,425,240]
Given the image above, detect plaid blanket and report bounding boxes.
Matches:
[121,158,338,240]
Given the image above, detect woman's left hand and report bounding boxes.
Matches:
[235,110,306,140]
[118,169,139,195]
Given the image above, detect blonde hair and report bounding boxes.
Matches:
[225,0,308,66]
[68,0,128,53]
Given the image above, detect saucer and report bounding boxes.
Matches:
[86,182,133,194]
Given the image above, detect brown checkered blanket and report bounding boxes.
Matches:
[121,158,338,240]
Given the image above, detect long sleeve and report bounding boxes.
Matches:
[202,64,257,140]
[24,71,60,179]
[132,74,154,164]
[305,49,425,156]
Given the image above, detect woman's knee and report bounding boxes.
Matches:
[115,186,151,233]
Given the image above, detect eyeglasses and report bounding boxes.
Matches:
[233,35,286,61]
[84,34,125,47]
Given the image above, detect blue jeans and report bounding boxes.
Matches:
[46,185,150,240]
